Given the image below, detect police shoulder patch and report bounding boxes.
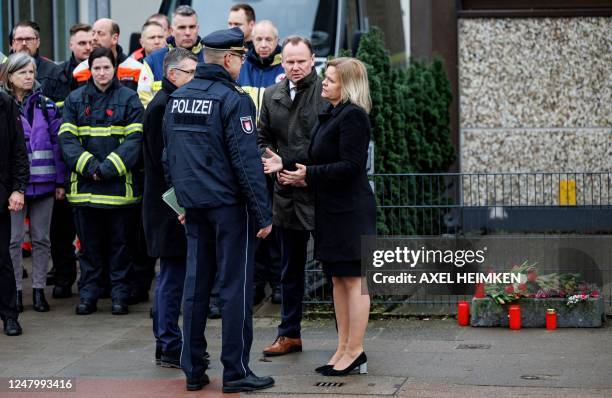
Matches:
[240,116,254,134]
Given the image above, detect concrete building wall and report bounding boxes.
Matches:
[459,17,612,173]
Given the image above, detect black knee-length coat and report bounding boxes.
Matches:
[142,78,186,258]
[303,102,376,263]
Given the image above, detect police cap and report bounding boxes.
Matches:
[202,27,246,53]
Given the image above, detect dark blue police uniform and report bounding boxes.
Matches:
[163,28,274,392]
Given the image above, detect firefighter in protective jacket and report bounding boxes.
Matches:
[58,47,144,316]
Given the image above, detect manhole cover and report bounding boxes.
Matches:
[315,382,345,387]
[456,344,491,349]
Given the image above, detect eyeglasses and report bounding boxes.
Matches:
[13,37,38,44]
[172,67,196,75]
[228,52,246,63]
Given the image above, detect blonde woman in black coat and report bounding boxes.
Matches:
[263,57,375,376]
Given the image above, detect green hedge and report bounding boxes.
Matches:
[356,27,455,235]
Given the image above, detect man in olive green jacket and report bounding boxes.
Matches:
[258,36,327,356]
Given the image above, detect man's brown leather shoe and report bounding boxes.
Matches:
[263,336,302,356]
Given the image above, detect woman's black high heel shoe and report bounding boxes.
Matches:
[315,364,333,373]
[323,352,367,376]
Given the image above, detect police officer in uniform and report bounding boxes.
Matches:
[163,28,275,393]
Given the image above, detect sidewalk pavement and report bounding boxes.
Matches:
[1,264,611,397]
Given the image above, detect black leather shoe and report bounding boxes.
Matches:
[75,299,97,315]
[315,364,333,373]
[323,352,368,376]
[32,288,50,312]
[223,374,275,393]
[52,285,72,299]
[186,373,210,391]
[111,301,129,315]
[4,318,22,336]
[271,285,282,304]
[160,349,210,369]
[160,350,181,368]
[208,298,221,319]
[16,290,23,313]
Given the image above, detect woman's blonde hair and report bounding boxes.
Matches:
[325,57,371,114]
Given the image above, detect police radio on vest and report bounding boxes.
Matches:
[171,99,213,115]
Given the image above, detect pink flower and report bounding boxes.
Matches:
[527,271,537,282]
[591,291,600,298]
[518,283,527,291]
[505,285,514,294]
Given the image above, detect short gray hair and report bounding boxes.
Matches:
[0,52,36,94]
[163,47,198,77]
[173,5,197,19]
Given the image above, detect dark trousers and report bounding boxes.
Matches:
[253,231,281,292]
[128,206,156,295]
[73,207,132,302]
[153,256,186,353]
[0,210,18,321]
[50,199,77,287]
[277,227,313,338]
[253,177,280,292]
[181,204,255,382]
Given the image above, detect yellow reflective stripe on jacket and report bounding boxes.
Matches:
[66,193,142,206]
[107,152,127,176]
[59,123,143,137]
[55,101,64,108]
[125,171,134,199]
[67,172,139,206]
[75,124,143,136]
[59,123,78,136]
[70,172,78,196]
[76,151,94,174]
[124,123,143,134]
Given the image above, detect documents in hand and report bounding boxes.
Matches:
[162,187,185,216]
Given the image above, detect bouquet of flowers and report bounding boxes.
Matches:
[484,261,599,305]
[566,291,600,307]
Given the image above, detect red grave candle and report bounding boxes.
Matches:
[457,301,470,326]
[546,308,557,330]
[508,304,521,330]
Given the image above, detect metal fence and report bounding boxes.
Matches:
[303,172,612,313]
